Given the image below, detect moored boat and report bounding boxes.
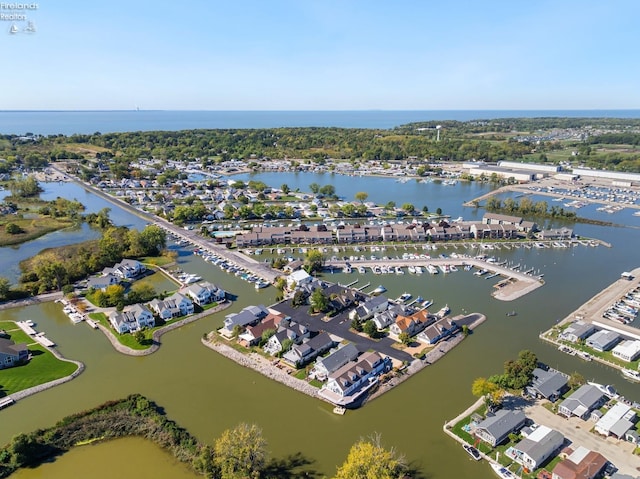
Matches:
[622,368,640,382]
[463,443,482,461]
[371,285,387,295]
[490,463,516,479]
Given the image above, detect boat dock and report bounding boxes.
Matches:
[16,321,56,347]
[325,257,543,301]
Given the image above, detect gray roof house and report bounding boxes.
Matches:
[310,343,360,381]
[558,384,606,419]
[354,295,388,321]
[0,337,29,370]
[586,329,621,352]
[507,425,564,470]
[474,409,526,447]
[526,368,569,402]
[560,320,596,343]
[222,304,268,334]
[282,332,335,367]
[87,273,119,291]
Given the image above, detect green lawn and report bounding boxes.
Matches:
[0,321,78,396]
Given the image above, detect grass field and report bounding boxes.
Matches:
[0,215,76,246]
[0,321,78,396]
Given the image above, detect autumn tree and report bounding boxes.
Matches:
[0,277,10,300]
[304,249,325,274]
[214,423,267,479]
[310,288,329,313]
[355,191,368,203]
[472,377,504,410]
[333,434,406,479]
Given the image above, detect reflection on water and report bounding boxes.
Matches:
[7,437,200,479]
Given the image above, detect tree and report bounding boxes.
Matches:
[304,249,325,274]
[0,277,10,300]
[134,330,145,344]
[309,182,320,194]
[398,332,411,345]
[401,203,414,214]
[568,371,585,389]
[280,183,290,194]
[214,423,267,479]
[436,207,443,215]
[355,191,368,203]
[319,184,336,197]
[472,377,504,410]
[310,288,329,313]
[363,320,377,338]
[5,223,23,235]
[333,434,406,479]
[292,290,307,307]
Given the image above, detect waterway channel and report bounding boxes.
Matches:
[1,176,640,479]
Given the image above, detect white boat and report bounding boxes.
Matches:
[371,285,387,295]
[491,463,516,479]
[436,304,450,318]
[587,382,618,399]
[463,443,482,461]
[427,264,439,274]
[474,269,488,276]
[358,266,366,274]
[407,265,416,274]
[332,406,346,415]
[438,264,450,274]
[255,280,270,289]
[399,292,412,302]
[395,266,404,275]
[415,266,423,274]
[421,299,433,309]
[622,369,640,382]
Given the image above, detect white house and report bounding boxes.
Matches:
[109,304,155,334]
[87,273,119,291]
[184,281,226,306]
[108,259,146,280]
[594,402,636,439]
[148,292,194,320]
[319,352,391,405]
[611,340,640,362]
[507,425,564,470]
[287,269,312,289]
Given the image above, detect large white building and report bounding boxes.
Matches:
[466,165,535,182]
[572,167,640,183]
[498,161,561,173]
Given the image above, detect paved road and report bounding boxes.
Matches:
[274,299,414,363]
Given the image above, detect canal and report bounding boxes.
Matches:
[1,176,639,479]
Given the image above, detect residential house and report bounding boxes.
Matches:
[526,368,569,402]
[148,292,194,320]
[507,426,564,471]
[0,337,28,369]
[389,310,432,339]
[417,317,459,344]
[474,409,527,447]
[551,446,607,479]
[282,332,335,367]
[585,330,621,352]
[310,343,360,381]
[263,321,309,356]
[237,312,285,347]
[184,281,226,306]
[612,340,640,362]
[110,259,146,279]
[87,273,120,291]
[557,384,606,419]
[538,227,573,240]
[372,308,400,330]
[319,351,391,404]
[483,212,523,226]
[109,304,155,334]
[559,321,596,343]
[353,295,388,321]
[287,269,312,289]
[222,305,268,336]
[594,402,636,439]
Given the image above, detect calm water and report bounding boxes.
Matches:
[2,110,640,135]
[2,177,640,479]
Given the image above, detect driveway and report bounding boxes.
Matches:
[508,396,640,476]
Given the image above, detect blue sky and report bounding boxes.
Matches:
[2,0,639,110]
